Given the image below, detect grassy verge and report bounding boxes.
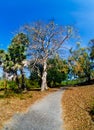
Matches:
[62,85,94,130]
[0,88,58,129]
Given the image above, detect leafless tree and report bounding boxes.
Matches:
[24,21,73,91]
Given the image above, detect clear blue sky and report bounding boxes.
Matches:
[0,0,94,49]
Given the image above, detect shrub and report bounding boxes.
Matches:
[25,79,40,90]
[7,81,18,90]
[47,68,67,87]
[0,80,5,89]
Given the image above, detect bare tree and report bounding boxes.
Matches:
[24,21,73,91]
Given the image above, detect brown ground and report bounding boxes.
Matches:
[62,85,94,130]
[0,88,58,129]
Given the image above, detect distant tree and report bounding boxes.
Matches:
[47,55,69,87]
[1,33,29,90]
[88,39,94,79]
[69,43,91,82]
[0,50,5,65]
[29,63,43,87]
[0,50,13,90]
[24,21,73,91]
[89,39,94,61]
[8,33,29,90]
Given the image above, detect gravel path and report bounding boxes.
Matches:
[2,90,64,130]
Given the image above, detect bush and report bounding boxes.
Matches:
[47,56,68,87]
[25,79,40,90]
[0,80,4,89]
[47,68,67,87]
[7,81,18,90]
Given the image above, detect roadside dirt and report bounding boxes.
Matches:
[0,88,58,129]
[62,85,94,130]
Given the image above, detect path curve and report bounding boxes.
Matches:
[2,90,64,130]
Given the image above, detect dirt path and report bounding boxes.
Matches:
[2,90,64,130]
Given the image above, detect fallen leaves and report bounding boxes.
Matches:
[62,85,94,130]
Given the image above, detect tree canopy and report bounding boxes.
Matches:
[24,21,73,91]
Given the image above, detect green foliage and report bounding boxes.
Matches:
[29,80,40,89]
[47,55,69,87]
[61,79,81,86]
[30,71,40,81]
[47,68,66,87]
[1,22,94,91]
[89,39,94,61]
[0,33,29,90]
[23,78,40,89]
[7,81,18,90]
[0,80,4,89]
[19,78,40,90]
[0,33,28,73]
[29,64,43,87]
[69,44,91,82]
[8,33,28,68]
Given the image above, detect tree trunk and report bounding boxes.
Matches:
[41,61,48,91]
[4,79,7,92]
[15,72,21,89]
[87,74,91,83]
[20,69,26,90]
[3,72,7,92]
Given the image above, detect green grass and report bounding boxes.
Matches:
[61,79,82,86]
[61,77,88,86]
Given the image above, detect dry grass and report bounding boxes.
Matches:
[0,88,58,129]
[62,85,94,130]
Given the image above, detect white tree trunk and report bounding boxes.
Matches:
[41,61,48,91]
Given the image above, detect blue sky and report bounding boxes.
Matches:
[0,0,94,49]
